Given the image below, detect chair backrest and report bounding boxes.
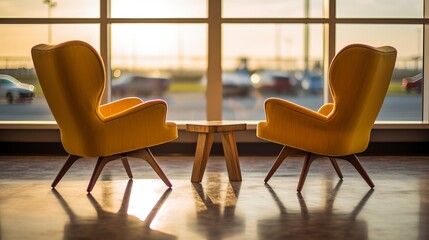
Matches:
[31,41,105,151]
[328,44,397,141]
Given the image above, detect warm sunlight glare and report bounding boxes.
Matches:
[127,180,167,224]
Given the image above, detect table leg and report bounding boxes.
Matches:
[191,133,214,183]
[221,132,242,181]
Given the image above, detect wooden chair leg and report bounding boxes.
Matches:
[191,133,214,183]
[342,154,374,188]
[297,153,317,192]
[121,157,133,179]
[52,154,81,188]
[221,132,242,181]
[265,146,303,183]
[140,148,172,188]
[87,155,119,192]
[329,157,343,179]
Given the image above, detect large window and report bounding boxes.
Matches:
[336,1,423,18]
[0,0,99,18]
[110,0,206,18]
[0,24,99,120]
[110,24,207,120]
[0,0,427,123]
[337,24,423,121]
[223,0,323,18]
[222,24,323,120]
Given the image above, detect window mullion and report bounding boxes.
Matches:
[323,0,336,104]
[100,0,110,104]
[207,0,222,120]
[423,0,429,123]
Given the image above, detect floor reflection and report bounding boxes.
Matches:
[0,200,2,240]
[52,180,176,240]
[258,180,373,239]
[1,156,428,239]
[420,179,429,240]
[188,173,245,240]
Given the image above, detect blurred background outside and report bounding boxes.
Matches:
[0,0,424,121]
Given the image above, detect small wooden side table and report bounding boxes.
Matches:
[186,121,247,183]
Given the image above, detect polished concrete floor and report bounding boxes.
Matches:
[0,154,428,240]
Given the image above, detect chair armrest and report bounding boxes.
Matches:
[98,99,177,155]
[101,99,168,122]
[257,98,330,154]
[264,98,328,123]
[99,97,144,117]
[317,103,335,116]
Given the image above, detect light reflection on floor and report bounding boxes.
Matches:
[0,155,428,239]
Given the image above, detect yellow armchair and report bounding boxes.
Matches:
[257,44,397,192]
[31,40,178,192]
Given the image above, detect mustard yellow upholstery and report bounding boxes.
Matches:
[257,44,397,192]
[31,40,177,192]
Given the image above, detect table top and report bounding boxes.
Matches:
[186,121,247,133]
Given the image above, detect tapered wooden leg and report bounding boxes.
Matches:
[329,157,343,179]
[191,133,214,183]
[264,146,289,183]
[342,154,375,188]
[141,148,172,188]
[265,146,304,183]
[52,154,81,188]
[87,155,119,192]
[221,132,242,181]
[297,153,317,192]
[121,157,133,179]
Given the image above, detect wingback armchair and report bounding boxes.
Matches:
[31,40,178,192]
[257,44,397,192]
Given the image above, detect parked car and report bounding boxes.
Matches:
[201,71,253,97]
[402,73,422,93]
[0,74,35,104]
[301,73,323,95]
[222,71,252,96]
[250,70,297,95]
[111,73,169,97]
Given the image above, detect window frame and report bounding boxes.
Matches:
[0,0,428,130]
